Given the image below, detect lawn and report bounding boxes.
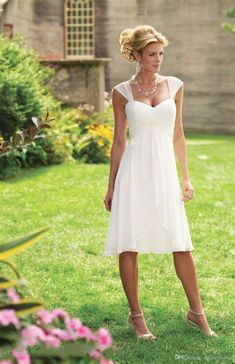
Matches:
[0,133,234,364]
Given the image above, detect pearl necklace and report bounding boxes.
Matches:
[130,74,160,96]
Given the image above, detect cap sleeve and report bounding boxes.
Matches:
[168,76,184,98]
[112,82,130,102]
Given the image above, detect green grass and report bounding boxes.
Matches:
[0,133,234,364]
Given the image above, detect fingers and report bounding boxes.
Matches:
[104,197,112,212]
[182,188,194,202]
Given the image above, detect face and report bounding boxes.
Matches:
[134,42,164,73]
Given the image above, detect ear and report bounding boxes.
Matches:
[133,50,140,62]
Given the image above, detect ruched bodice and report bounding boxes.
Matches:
[126,99,176,139]
[125,77,177,140]
[103,76,195,256]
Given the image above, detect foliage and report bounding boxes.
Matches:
[0,33,114,180]
[1,133,234,363]
[0,229,114,363]
[0,112,55,179]
[221,0,235,34]
[46,103,114,164]
[0,35,57,139]
[0,111,53,154]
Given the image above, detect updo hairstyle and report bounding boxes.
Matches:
[119,25,169,62]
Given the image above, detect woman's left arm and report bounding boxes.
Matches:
[173,83,195,202]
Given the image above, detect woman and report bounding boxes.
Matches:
[103,25,218,340]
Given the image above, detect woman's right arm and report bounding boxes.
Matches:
[104,88,127,212]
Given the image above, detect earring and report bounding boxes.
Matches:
[136,61,142,74]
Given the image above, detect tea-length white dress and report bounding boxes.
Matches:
[103,76,195,256]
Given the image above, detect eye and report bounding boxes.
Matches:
[149,52,164,56]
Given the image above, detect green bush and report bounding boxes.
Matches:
[0,35,57,139]
[0,149,22,180]
[0,136,74,180]
[0,35,114,179]
[33,133,74,165]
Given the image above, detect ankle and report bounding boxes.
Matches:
[130,305,143,315]
[130,310,143,316]
[189,307,204,315]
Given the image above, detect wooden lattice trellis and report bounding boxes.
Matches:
[64,0,95,59]
[137,0,146,16]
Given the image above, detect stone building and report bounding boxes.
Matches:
[0,0,234,133]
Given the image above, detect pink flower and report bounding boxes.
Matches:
[96,328,113,350]
[51,308,70,322]
[0,309,20,329]
[100,358,114,364]
[37,309,70,325]
[7,288,20,303]
[12,349,31,364]
[36,310,54,324]
[66,318,82,331]
[48,328,75,341]
[90,349,102,359]
[21,325,45,347]
[75,324,94,340]
[0,361,12,364]
[41,334,61,348]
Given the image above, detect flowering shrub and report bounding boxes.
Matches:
[74,100,114,163]
[0,303,114,363]
[0,229,114,363]
[48,103,114,164]
[79,122,113,163]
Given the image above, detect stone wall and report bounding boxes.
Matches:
[1,0,234,132]
[0,0,110,111]
[0,0,110,61]
[0,0,65,59]
[43,59,109,110]
[106,0,235,134]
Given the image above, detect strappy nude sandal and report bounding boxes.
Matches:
[128,311,158,340]
[185,308,218,337]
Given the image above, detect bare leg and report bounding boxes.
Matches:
[173,251,213,334]
[119,251,153,335]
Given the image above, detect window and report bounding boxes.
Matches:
[65,0,95,59]
[3,24,13,39]
[136,0,146,16]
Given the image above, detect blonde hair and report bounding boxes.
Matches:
[119,25,169,62]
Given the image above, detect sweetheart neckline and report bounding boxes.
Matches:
[125,98,175,110]
[125,77,174,109]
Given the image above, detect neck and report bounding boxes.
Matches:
[136,70,159,84]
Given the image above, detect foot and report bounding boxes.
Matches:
[128,311,157,339]
[186,308,218,337]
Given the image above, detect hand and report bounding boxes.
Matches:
[181,180,195,203]
[104,188,114,212]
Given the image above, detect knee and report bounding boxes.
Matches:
[119,251,138,259]
[119,251,138,256]
[173,251,193,260]
[173,251,191,256]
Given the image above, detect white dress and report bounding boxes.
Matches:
[103,76,195,256]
